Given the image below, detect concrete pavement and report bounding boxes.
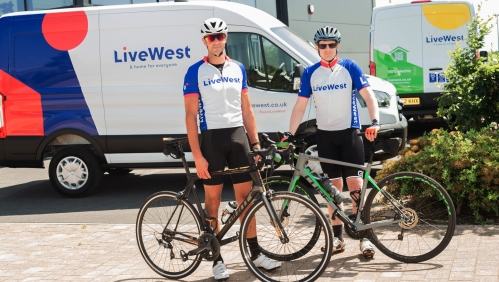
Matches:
[0,223,498,282]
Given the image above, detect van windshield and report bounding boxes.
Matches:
[271,26,319,65]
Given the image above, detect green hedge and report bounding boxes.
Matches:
[376,128,499,223]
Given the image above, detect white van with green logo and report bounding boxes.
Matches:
[370,0,474,121]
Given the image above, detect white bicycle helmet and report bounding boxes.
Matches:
[200,18,228,38]
[314,26,341,43]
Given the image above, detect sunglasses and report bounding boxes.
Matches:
[204,33,226,43]
[318,43,338,49]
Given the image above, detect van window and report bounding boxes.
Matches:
[271,26,319,64]
[26,0,73,10]
[227,32,298,92]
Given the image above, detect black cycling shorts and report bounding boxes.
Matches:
[316,128,364,180]
[200,126,253,185]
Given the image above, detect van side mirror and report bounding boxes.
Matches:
[479,50,488,58]
[293,64,304,92]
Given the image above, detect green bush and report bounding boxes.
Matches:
[376,128,499,223]
[437,5,499,131]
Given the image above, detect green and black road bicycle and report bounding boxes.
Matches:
[262,129,456,263]
[135,137,333,282]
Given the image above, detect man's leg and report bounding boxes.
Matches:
[233,180,255,236]
[204,184,224,233]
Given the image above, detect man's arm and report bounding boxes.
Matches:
[358,86,380,142]
[289,97,309,135]
[241,90,260,149]
[184,95,210,179]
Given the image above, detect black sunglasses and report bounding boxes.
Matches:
[318,43,338,49]
[204,33,226,43]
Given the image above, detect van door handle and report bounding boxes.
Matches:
[429,67,443,71]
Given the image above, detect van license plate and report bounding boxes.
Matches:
[401,97,420,105]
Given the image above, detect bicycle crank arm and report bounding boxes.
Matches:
[187,243,211,256]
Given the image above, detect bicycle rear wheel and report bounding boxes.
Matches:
[364,172,456,263]
[136,191,203,279]
[240,192,333,282]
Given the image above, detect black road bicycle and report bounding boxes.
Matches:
[262,129,456,263]
[135,137,333,282]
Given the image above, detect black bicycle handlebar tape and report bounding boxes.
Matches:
[252,144,277,157]
[357,128,394,137]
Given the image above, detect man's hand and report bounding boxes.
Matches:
[194,156,211,179]
[365,125,380,142]
[252,144,262,165]
[280,131,295,143]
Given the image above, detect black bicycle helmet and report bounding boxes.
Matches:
[314,26,341,43]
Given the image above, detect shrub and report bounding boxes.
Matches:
[376,128,499,223]
[437,5,499,131]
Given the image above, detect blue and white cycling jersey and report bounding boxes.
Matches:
[299,58,370,131]
[183,56,248,131]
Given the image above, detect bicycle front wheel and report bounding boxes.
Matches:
[136,192,203,279]
[364,172,456,263]
[240,192,333,282]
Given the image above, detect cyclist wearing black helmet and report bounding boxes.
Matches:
[284,26,379,258]
[183,18,281,281]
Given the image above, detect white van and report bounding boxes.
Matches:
[0,1,407,196]
[370,0,474,121]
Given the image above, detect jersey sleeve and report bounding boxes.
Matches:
[183,64,200,96]
[236,61,249,92]
[345,60,370,92]
[298,67,312,98]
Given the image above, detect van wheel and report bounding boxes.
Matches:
[49,147,102,197]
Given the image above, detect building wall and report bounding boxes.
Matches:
[287,0,373,73]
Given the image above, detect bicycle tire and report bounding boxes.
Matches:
[239,192,333,282]
[262,176,322,261]
[136,191,203,279]
[364,172,456,263]
[264,176,319,205]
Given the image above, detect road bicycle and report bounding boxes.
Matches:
[135,137,333,282]
[262,129,456,263]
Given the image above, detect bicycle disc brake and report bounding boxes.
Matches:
[198,233,220,261]
[398,208,418,230]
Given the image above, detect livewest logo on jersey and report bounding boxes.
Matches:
[203,77,241,86]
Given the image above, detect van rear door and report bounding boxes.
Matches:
[372,5,424,100]
[421,2,473,93]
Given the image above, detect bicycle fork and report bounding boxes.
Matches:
[262,191,290,244]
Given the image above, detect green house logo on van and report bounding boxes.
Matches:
[374,46,423,94]
[390,47,408,62]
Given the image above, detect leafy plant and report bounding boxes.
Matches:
[437,5,499,131]
[376,128,499,223]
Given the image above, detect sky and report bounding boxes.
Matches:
[375,0,499,51]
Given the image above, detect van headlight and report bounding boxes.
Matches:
[373,90,390,108]
[356,90,391,108]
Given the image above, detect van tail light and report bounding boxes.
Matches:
[0,94,5,138]
[369,61,376,76]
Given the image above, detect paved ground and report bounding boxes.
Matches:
[0,223,498,282]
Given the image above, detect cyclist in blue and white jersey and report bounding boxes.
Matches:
[183,18,280,281]
[284,26,379,258]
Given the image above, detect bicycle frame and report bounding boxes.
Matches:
[166,152,290,258]
[278,142,410,233]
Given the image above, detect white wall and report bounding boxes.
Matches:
[287,0,374,73]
